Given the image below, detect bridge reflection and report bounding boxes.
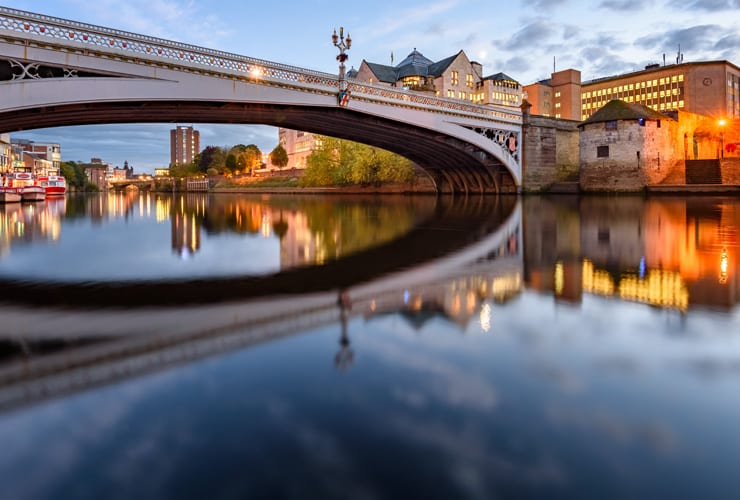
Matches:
[0,195,521,411]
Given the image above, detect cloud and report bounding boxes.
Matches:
[634,24,726,53]
[599,0,644,9]
[667,0,740,10]
[498,21,556,51]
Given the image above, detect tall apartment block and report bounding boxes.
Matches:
[170,125,200,166]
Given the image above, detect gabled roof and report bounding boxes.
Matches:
[360,49,468,82]
[581,99,670,126]
[427,51,461,76]
[483,72,519,84]
[363,61,398,83]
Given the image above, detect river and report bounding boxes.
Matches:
[0,192,738,499]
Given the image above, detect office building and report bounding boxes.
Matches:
[524,60,740,121]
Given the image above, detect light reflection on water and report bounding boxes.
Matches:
[0,193,739,499]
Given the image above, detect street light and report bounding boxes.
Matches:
[332,27,351,106]
[718,118,726,159]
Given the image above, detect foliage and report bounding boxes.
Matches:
[206,167,220,177]
[60,161,89,188]
[300,136,415,187]
[225,153,237,172]
[198,146,226,173]
[269,144,289,169]
[243,144,262,174]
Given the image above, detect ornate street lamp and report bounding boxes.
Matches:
[332,27,352,106]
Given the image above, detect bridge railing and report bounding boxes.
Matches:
[0,6,520,125]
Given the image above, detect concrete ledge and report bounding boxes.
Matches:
[647,184,740,194]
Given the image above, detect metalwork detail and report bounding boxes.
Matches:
[9,59,40,79]
[0,6,521,126]
[63,68,78,78]
[462,126,520,161]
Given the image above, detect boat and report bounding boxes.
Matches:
[0,187,22,203]
[39,175,67,196]
[7,172,46,202]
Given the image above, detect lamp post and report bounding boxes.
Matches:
[718,118,726,159]
[332,27,351,93]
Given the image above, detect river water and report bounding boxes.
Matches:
[0,192,738,499]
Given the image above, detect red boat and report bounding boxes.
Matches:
[39,175,67,196]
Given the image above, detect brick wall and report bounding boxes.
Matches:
[721,158,740,184]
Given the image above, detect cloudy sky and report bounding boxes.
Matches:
[2,0,739,172]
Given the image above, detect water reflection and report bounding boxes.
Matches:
[0,192,435,281]
[524,195,739,313]
[1,194,740,498]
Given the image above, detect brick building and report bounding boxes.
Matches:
[170,125,200,167]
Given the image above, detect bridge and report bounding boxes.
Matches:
[0,7,522,193]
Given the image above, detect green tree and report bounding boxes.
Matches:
[225,153,237,173]
[300,136,414,186]
[269,144,289,170]
[198,146,226,173]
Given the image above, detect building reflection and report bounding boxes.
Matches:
[524,196,739,313]
[0,198,65,255]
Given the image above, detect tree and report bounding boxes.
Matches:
[270,144,289,170]
[198,146,226,173]
[300,135,415,186]
[225,153,237,173]
[243,144,262,174]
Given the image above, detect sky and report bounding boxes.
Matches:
[3,0,739,172]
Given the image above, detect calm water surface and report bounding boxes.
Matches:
[0,192,739,499]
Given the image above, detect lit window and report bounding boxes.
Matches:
[447,89,454,98]
[555,91,561,97]
[466,74,474,88]
[451,71,459,86]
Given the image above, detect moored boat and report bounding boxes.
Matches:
[39,175,67,196]
[7,172,46,202]
[0,187,22,203]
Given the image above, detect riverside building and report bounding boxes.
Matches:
[170,125,200,167]
[523,59,740,121]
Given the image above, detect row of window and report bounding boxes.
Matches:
[583,74,685,99]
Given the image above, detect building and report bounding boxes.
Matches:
[278,128,318,170]
[352,49,521,106]
[82,158,110,189]
[522,69,582,120]
[525,60,740,122]
[0,134,10,173]
[154,167,171,177]
[170,125,200,167]
[578,100,680,191]
[10,138,62,174]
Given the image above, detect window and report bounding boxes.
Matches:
[597,145,609,158]
[447,89,454,98]
[605,121,617,130]
[451,71,459,86]
[466,73,474,88]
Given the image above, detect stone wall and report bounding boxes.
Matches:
[521,109,580,192]
[580,118,678,192]
[721,158,740,184]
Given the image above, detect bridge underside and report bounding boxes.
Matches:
[0,101,517,194]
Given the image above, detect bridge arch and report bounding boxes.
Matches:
[0,6,522,193]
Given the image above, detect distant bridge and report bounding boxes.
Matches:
[0,7,522,193]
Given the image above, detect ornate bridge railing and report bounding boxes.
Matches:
[0,6,521,127]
